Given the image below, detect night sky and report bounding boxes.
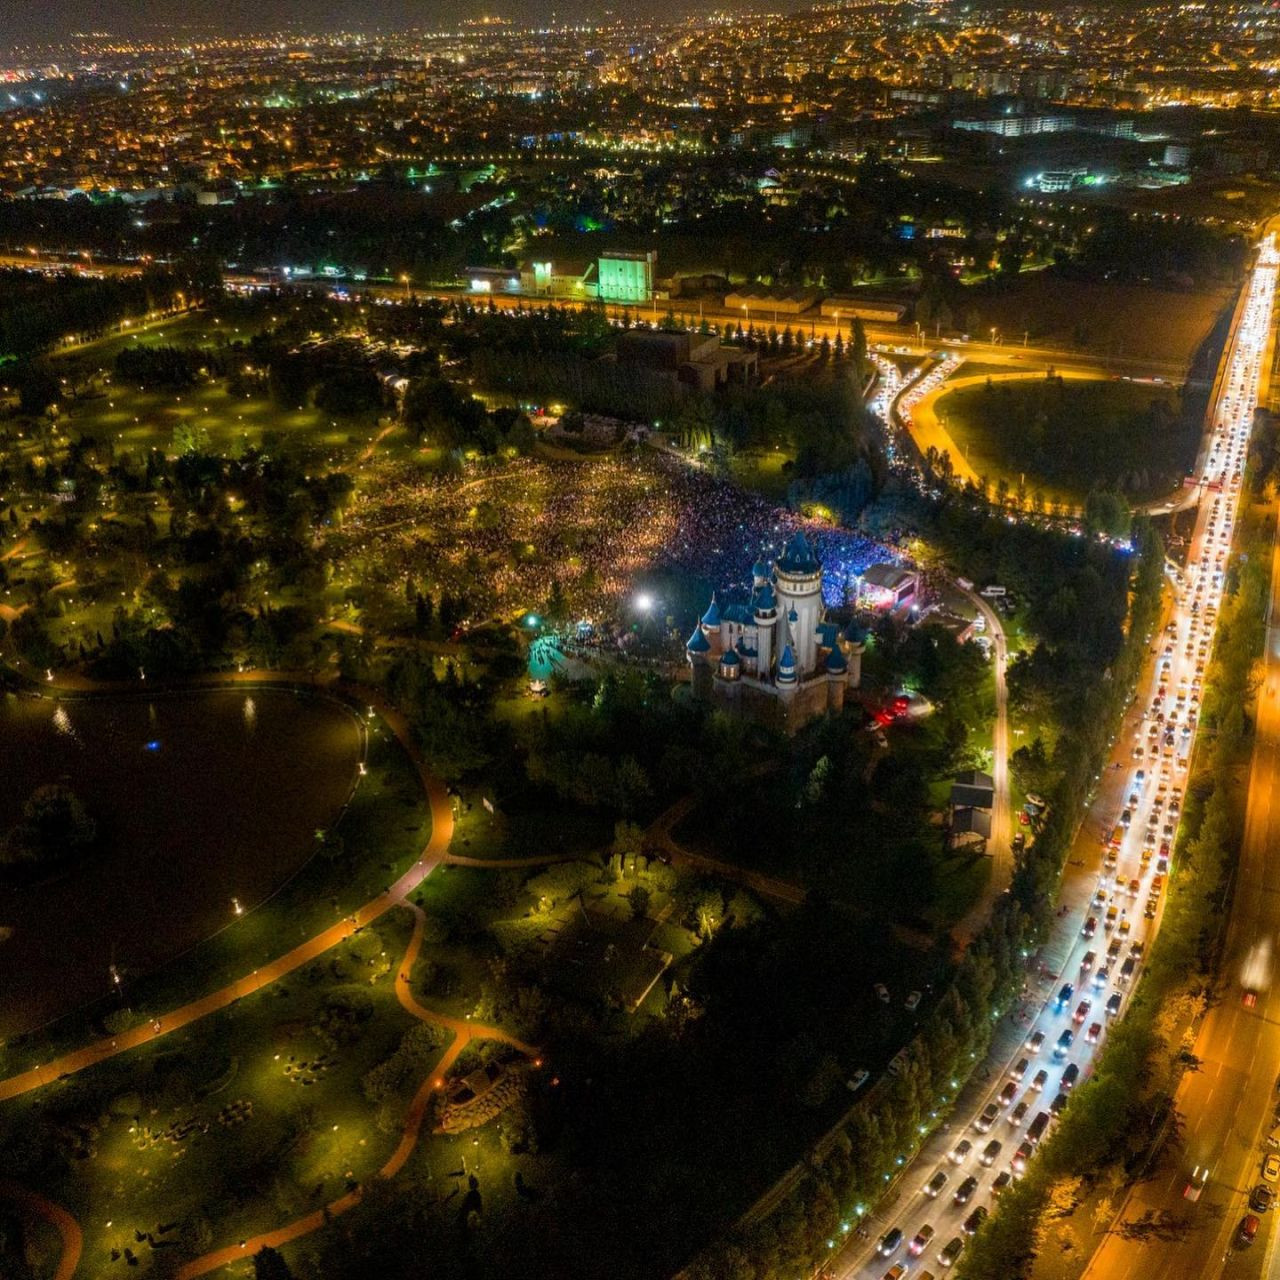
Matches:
[2,0,714,42]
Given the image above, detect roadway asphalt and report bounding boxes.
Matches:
[950,589,1012,949]
[830,231,1280,1280]
[1077,239,1280,1280]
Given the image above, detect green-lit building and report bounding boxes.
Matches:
[597,251,656,304]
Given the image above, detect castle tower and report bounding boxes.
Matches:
[686,625,713,700]
[753,579,778,680]
[825,645,848,713]
[846,638,865,690]
[775,642,799,714]
[714,647,743,708]
[700,595,724,654]
[774,532,823,676]
[751,555,770,589]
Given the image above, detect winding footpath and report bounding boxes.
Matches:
[175,901,537,1279]
[0,672,454,1105]
[0,666,534,1277]
[950,586,1012,948]
[0,1181,82,1280]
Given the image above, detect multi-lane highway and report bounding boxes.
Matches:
[1079,235,1280,1280]
[833,230,1280,1280]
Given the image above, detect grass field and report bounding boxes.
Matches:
[934,376,1198,505]
[952,275,1233,369]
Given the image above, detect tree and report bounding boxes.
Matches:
[252,1246,295,1280]
[2,784,96,867]
[851,317,869,386]
[626,885,652,920]
[612,820,645,862]
[14,362,59,416]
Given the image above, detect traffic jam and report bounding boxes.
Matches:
[847,233,1280,1280]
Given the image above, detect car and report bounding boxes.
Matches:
[1027,1030,1046,1054]
[1009,1099,1030,1127]
[1030,1069,1049,1092]
[953,1175,979,1206]
[1082,917,1098,939]
[991,1170,1013,1198]
[1253,1185,1277,1213]
[1128,877,1141,896]
[981,1139,1003,1166]
[1105,906,1119,930]
[1011,1057,1030,1082]
[874,983,891,1004]
[1055,1029,1074,1056]
[905,990,922,1012]
[1094,965,1110,988]
[1119,957,1136,984]
[1011,1140,1034,1173]
[1061,1063,1080,1090]
[1074,1000,1091,1025]
[882,1266,907,1280]
[962,1206,988,1236]
[976,1102,1000,1133]
[1262,1153,1280,1183]
[1238,1215,1261,1247]
[924,1169,949,1198]
[938,1235,965,1268]
[950,1139,972,1164]
[847,1069,870,1093]
[1107,938,1123,960]
[1050,1089,1070,1115]
[1087,1021,1103,1045]
[878,1227,904,1256]
[909,1225,936,1256]
[998,1081,1018,1107]
[1243,987,1259,1009]
[1057,983,1075,1009]
[1080,951,1096,972]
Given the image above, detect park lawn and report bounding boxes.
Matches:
[55,380,371,455]
[952,274,1232,367]
[14,911,441,1277]
[934,376,1198,506]
[927,849,993,931]
[726,447,794,500]
[448,785,616,865]
[3,715,431,1079]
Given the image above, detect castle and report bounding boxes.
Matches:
[686,530,864,727]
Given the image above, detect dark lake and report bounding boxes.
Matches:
[0,686,361,1038]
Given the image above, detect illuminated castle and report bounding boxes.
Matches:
[686,531,863,727]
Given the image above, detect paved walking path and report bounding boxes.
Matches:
[0,1181,82,1280]
[0,670,451,1104]
[175,901,537,1278]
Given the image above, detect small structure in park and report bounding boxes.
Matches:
[948,769,996,853]
[857,562,920,611]
[438,1060,527,1134]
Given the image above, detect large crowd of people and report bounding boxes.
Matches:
[334,448,890,629]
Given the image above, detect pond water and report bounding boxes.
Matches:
[0,686,362,1038]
